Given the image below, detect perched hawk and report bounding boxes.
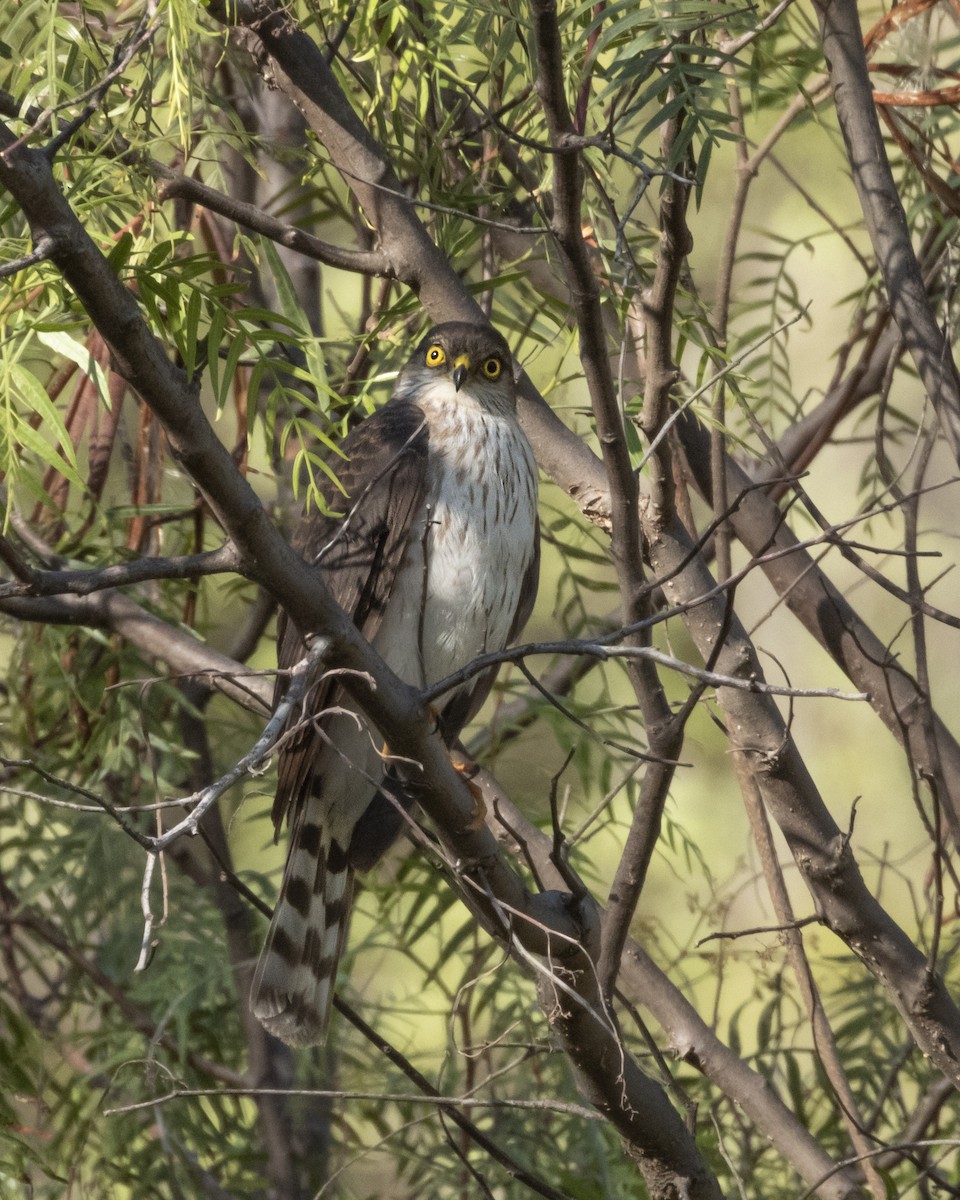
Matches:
[252,322,540,1046]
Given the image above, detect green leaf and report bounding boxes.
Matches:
[35,329,111,407]
[8,364,84,488]
[260,237,328,394]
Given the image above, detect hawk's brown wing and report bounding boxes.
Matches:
[271,400,429,832]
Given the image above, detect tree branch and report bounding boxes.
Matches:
[482,772,865,1200]
[0,542,241,599]
[528,0,684,1021]
[0,878,245,1089]
[0,585,272,713]
[157,174,392,277]
[644,511,960,1087]
[676,410,960,843]
[812,0,960,464]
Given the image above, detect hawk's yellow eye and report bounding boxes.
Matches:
[482,357,502,380]
[425,345,446,368]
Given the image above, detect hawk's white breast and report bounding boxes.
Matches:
[372,383,538,694]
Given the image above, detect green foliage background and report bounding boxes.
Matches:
[2,0,959,1197]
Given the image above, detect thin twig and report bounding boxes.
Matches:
[696,914,822,946]
[0,235,56,278]
[423,637,869,705]
[0,543,241,599]
[105,1086,599,1120]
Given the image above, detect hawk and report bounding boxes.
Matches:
[252,322,540,1046]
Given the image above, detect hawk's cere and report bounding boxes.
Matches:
[252,322,541,1047]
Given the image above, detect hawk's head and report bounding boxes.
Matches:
[395,322,517,416]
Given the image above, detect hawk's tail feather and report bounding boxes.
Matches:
[252,809,354,1047]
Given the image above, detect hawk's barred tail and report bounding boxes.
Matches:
[251,801,354,1047]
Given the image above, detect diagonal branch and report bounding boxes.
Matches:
[157,174,391,277]
[0,878,245,1088]
[812,0,960,464]
[482,772,866,1200]
[0,585,273,712]
[644,510,960,1088]
[676,410,960,843]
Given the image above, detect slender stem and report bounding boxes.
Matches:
[733,754,887,1200]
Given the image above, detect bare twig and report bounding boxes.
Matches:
[104,1084,599,1121]
[158,175,392,277]
[0,542,241,599]
[0,234,56,277]
[423,636,869,704]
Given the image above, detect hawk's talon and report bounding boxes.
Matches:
[465,785,487,832]
[452,753,486,831]
[427,703,444,735]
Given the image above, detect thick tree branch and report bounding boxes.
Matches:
[0,585,272,712]
[676,411,960,844]
[644,512,960,1087]
[484,775,866,1200]
[0,541,241,599]
[812,0,960,463]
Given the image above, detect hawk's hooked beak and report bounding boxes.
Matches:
[452,354,471,391]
